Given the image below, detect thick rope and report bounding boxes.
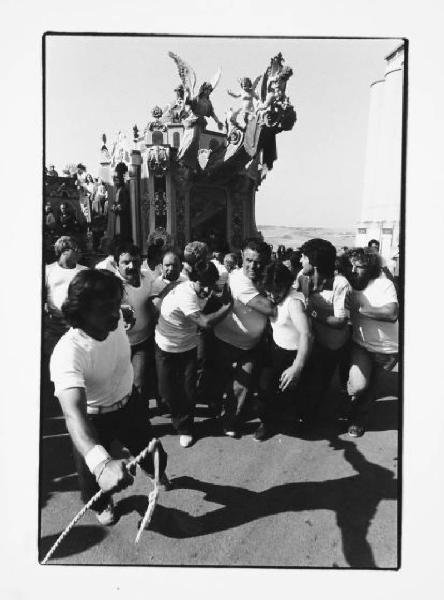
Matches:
[134,442,160,544]
[41,438,160,565]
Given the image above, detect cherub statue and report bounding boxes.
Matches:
[169,51,224,171]
[226,75,261,129]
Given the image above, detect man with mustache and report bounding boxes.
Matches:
[50,270,168,526]
[346,247,399,437]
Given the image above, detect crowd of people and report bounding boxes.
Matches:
[44,233,399,525]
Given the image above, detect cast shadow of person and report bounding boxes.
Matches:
[140,437,397,568]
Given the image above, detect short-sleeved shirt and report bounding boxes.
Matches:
[95,255,120,277]
[270,289,306,351]
[352,275,398,354]
[50,316,133,411]
[155,281,208,353]
[123,273,155,345]
[45,262,88,315]
[214,268,267,351]
[311,275,352,350]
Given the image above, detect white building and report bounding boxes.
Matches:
[355,43,405,258]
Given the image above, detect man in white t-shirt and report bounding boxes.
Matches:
[346,247,399,437]
[210,238,276,437]
[44,236,88,359]
[50,269,168,525]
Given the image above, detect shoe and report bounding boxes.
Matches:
[179,434,194,448]
[95,499,116,526]
[348,424,365,438]
[254,422,273,442]
[223,427,239,438]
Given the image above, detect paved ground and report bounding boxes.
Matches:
[39,369,399,568]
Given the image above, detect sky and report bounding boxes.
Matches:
[45,35,400,229]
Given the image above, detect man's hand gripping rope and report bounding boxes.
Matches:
[41,438,162,564]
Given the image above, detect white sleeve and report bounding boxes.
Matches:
[377,279,398,306]
[180,284,203,316]
[50,339,87,397]
[230,272,259,305]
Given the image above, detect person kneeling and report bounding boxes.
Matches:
[50,269,168,526]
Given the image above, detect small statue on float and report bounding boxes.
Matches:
[168,51,224,172]
[226,75,261,130]
[107,162,131,241]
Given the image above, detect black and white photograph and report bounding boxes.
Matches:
[39,34,404,568]
[3,1,444,598]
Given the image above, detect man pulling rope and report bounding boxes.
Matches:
[49,270,169,529]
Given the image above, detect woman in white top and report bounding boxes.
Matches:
[255,262,312,441]
[155,260,231,448]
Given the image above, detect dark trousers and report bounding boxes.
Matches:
[258,341,299,424]
[208,336,260,427]
[155,344,197,435]
[72,389,167,512]
[131,335,158,401]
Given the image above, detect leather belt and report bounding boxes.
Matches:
[87,394,130,415]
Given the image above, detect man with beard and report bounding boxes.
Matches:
[210,238,275,437]
[346,247,399,437]
[50,270,168,525]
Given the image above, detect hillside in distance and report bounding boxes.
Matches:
[258,225,356,251]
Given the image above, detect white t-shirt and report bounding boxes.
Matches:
[45,262,88,314]
[311,275,352,351]
[270,289,306,351]
[50,316,133,410]
[214,268,267,351]
[155,281,207,353]
[95,255,120,277]
[123,273,155,345]
[351,275,399,354]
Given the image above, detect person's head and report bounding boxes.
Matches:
[62,269,123,341]
[335,253,353,278]
[368,239,380,251]
[260,262,294,305]
[241,238,272,282]
[161,250,181,282]
[60,202,69,216]
[85,174,94,183]
[212,250,224,264]
[146,244,163,269]
[189,260,219,299]
[348,247,382,290]
[183,241,210,267]
[45,203,53,214]
[114,242,142,286]
[299,238,336,279]
[223,252,238,273]
[289,249,302,277]
[239,77,253,91]
[54,236,80,268]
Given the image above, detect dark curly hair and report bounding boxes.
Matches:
[348,247,382,281]
[62,269,123,329]
[189,260,219,287]
[299,238,336,278]
[242,237,272,261]
[260,261,294,297]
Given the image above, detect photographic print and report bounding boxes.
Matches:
[39,34,405,568]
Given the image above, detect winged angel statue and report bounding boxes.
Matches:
[169,51,224,171]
